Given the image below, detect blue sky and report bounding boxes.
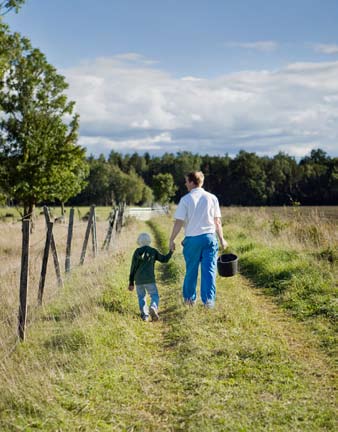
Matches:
[5,0,338,158]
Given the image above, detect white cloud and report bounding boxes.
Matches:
[80,132,173,153]
[224,40,278,52]
[313,44,338,55]
[63,54,338,157]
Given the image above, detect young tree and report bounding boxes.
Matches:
[110,167,146,205]
[152,173,177,205]
[0,35,88,218]
[140,184,154,206]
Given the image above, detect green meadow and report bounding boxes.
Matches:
[0,207,336,431]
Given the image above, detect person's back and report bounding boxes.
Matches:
[169,171,228,308]
[179,188,220,237]
[131,245,170,285]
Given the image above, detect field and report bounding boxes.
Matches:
[0,206,337,431]
[0,207,117,357]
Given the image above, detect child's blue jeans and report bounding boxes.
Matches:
[182,233,219,307]
[136,283,159,318]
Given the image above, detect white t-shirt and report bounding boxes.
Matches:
[174,187,222,237]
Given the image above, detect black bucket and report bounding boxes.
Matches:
[217,253,238,277]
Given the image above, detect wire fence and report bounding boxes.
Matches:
[0,203,126,360]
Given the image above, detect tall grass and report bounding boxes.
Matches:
[0,209,336,430]
[221,207,337,355]
[0,210,131,361]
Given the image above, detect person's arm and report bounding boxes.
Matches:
[214,217,228,250]
[155,249,173,263]
[169,219,184,251]
[128,251,137,291]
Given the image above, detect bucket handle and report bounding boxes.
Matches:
[219,254,236,263]
[219,255,227,263]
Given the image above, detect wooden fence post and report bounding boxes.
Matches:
[102,209,117,251]
[121,202,126,227]
[116,202,126,233]
[80,205,95,265]
[18,220,30,341]
[38,220,53,305]
[91,205,97,257]
[43,206,63,287]
[65,208,74,273]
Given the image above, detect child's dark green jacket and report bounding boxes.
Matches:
[129,245,173,285]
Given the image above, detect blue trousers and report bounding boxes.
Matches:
[136,283,159,318]
[182,233,219,306]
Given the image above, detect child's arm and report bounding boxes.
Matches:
[155,249,173,263]
[128,251,137,291]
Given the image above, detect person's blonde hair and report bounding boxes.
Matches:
[186,171,204,187]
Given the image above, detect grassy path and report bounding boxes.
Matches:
[0,217,336,431]
[140,221,336,431]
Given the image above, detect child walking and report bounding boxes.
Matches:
[128,232,173,321]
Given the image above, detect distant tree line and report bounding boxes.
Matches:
[69,148,338,207]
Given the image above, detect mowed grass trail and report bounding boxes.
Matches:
[0,216,336,431]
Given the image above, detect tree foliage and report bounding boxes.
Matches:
[152,173,177,205]
[71,156,152,207]
[0,32,88,217]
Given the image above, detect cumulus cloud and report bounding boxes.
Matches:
[313,43,338,55]
[80,132,173,153]
[63,55,338,157]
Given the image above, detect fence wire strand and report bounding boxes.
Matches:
[1,206,125,352]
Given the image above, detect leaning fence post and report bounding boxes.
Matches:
[80,205,95,265]
[43,206,63,287]
[65,208,74,273]
[38,221,54,305]
[102,209,116,251]
[113,208,119,233]
[18,219,30,341]
[51,234,63,287]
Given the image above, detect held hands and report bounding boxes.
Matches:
[128,284,135,291]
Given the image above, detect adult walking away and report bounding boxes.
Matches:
[169,171,228,308]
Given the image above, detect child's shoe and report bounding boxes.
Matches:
[149,305,159,321]
[141,313,149,321]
